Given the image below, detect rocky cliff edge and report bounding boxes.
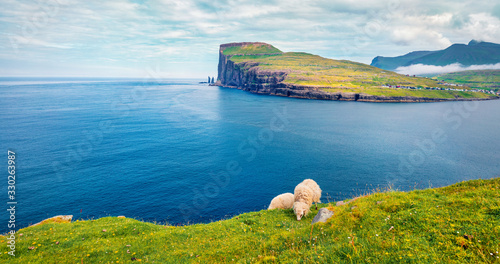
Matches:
[213,42,497,103]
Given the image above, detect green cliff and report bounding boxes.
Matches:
[215,42,497,102]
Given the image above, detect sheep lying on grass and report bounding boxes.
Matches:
[268,193,294,210]
[293,179,321,220]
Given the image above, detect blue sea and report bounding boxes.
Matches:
[1,77,499,232]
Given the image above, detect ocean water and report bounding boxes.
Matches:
[1,78,499,232]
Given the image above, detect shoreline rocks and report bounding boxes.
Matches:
[32,215,73,226]
[215,43,499,103]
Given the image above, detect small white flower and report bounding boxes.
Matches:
[490,253,493,255]
[348,237,351,239]
[376,234,379,236]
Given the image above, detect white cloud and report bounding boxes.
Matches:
[9,35,72,49]
[388,13,454,48]
[460,13,500,42]
[0,0,499,77]
[155,30,195,39]
[395,63,500,75]
[391,27,452,48]
[221,4,282,19]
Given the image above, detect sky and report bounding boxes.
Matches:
[1,0,500,78]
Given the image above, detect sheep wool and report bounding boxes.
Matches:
[293,179,322,220]
[268,193,295,210]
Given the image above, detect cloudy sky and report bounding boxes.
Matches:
[1,0,500,78]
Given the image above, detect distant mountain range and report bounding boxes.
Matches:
[371,40,500,71]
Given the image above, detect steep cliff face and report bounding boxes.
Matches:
[217,42,286,88]
[216,42,340,100]
[215,42,497,102]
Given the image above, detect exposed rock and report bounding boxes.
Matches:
[336,201,346,206]
[215,42,498,103]
[32,215,73,226]
[117,216,126,218]
[311,208,334,224]
[377,201,384,205]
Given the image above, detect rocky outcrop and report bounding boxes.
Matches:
[214,42,498,103]
[311,208,334,225]
[217,43,286,88]
[32,215,73,226]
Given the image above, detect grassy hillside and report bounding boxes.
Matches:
[2,177,499,263]
[436,70,500,91]
[224,44,496,100]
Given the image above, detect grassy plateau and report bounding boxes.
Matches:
[435,70,500,91]
[1,177,499,263]
[223,43,498,100]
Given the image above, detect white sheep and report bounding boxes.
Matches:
[268,193,295,210]
[293,179,322,220]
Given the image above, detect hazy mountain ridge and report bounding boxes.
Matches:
[371,40,500,71]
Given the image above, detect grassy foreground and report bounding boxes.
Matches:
[1,178,499,263]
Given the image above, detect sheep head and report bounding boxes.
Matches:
[293,201,310,221]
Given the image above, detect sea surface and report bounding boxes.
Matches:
[1,78,499,232]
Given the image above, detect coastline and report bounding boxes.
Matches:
[211,83,499,103]
[214,42,499,103]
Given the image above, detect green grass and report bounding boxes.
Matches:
[233,52,445,90]
[225,44,498,100]
[222,43,282,56]
[321,87,493,99]
[2,178,499,263]
[435,70,500,91]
